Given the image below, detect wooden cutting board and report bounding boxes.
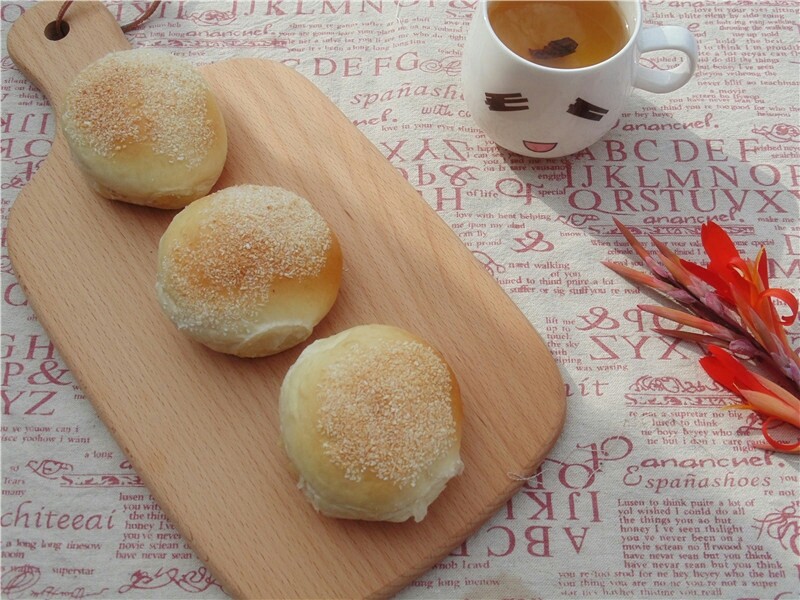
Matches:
[6,2,565,598]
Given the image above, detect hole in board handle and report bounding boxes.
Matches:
[44,20,70,41]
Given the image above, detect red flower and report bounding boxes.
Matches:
[605,220,800,453]
[700,346,799,452]
[687,222,798,355]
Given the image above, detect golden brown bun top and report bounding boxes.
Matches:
[62,49,217,167]
[158,185,333,332]
[313,325,460,488]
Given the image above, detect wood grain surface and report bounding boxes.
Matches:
[7,2,566,598]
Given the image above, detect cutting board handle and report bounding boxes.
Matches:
[7,1,131,113]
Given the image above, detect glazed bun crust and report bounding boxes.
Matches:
[280,325,463,523]
[156,185,342,357]
[62,49,227,209]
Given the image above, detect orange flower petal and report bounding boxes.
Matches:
[653,328,723,347]
[602,262,678,294]
[650,236,681,263]
[759,288,799,326]
[752,373,800,412]
[639,304,732,339]
[731,287,771,350]
[740,389,800,428]
[755,247,769,289]
[612,219,653,265]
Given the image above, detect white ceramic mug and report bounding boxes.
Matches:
[461,0,698,158]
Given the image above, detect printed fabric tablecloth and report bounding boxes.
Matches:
[1,1,799,598]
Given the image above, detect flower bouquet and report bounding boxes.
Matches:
[605,220,800,453]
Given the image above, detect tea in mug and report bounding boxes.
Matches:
[488,1,629,69]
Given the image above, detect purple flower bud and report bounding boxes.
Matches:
[729,339,757,358]
[788,362,800,389]
[669,290,695,304]
[645,257,670,279]
[770,345,800,387]
[703,292,724,314]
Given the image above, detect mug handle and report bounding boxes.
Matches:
[634,26,698,94]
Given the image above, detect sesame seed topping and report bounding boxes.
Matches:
[316,339,456,488]
[159,185,332,332]
[63,49,215,166]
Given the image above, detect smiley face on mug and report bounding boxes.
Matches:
[483,92,610,154]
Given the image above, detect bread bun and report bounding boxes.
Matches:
[61,49,227,209]
[280,324,463,522]
[156,185,342,357]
